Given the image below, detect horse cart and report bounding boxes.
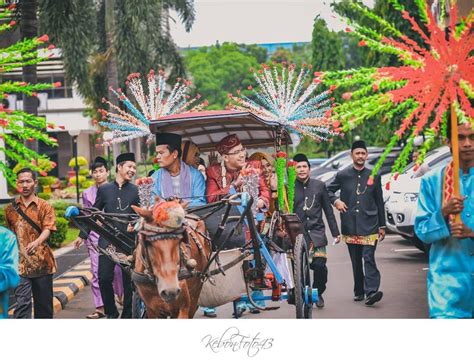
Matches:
[66,110,316,319]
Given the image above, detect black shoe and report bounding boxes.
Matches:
[287,288,295,305]
[353,294,365,302]
[107,312,120,319]
[232,307,245,318]
[365,291,383,306]
[315,295,325,308]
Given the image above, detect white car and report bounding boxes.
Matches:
[384,146,452,252]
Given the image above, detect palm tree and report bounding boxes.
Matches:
[38,0,196,113]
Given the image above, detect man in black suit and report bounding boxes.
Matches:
[78,152,140,318]
[327,141,386,306]
[293,154,340,308]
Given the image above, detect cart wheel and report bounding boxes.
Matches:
[132,290,146,319]
[293,234,312,319]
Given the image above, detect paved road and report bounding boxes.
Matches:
[8,244,89,309]
[55,233,429,319]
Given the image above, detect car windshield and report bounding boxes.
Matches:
[402,147,449,174]
[318,151,349,168]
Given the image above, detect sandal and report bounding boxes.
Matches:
[86,310,106,319]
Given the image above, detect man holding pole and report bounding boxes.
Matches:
[415,122,474,319]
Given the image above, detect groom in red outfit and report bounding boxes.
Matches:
[206,134,270,208]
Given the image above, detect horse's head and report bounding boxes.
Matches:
[132,197,189,303]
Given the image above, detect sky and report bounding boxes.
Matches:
[170,0,375,47]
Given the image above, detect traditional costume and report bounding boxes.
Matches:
[151,133,206,207]
[293,154,339,302]
[415,162,474,318]
[79,152,139,318]
[327,141,386,302]
[81,156,124,318]
[206,134,270,205]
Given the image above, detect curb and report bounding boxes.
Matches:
[8,258,92,317]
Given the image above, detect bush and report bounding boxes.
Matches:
[79,168,90,176]
[38,192,52,200]
[49,216,68,249]
[69,175,86,185]
[68,156,88,168]
[51,200,79,210]
[81,180,95,189]
[0,206,6,226]
[38,176,58,187]
[52,201,80,224]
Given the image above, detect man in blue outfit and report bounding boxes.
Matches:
[0,226,20,319]
[415,122,474,319]
[152,133,206,207]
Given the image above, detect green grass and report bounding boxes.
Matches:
[62,227,80,247]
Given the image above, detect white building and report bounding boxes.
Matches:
[0,49,97,201]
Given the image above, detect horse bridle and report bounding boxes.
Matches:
[131,222,200,286]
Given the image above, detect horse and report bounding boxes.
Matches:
[131,197,211,318]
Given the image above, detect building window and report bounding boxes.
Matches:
[1,74,73,100]
[37,75,73,99]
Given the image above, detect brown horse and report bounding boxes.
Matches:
[131,198,211,318]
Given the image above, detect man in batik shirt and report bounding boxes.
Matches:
[5,168,57,318]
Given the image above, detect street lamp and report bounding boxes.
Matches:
[68,130,81,203]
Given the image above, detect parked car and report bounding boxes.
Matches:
[384,146,452,252]
[311,147,401,184]
[308,158,328,168]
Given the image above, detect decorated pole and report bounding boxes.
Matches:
[320,0,473,190]
[435,0,472,222]
[450,103,461,222]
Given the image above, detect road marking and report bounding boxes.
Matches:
[394,248,421,252]
[422,267,429,271]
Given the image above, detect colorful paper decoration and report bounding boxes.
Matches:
[99,69,207,145]
[230,63,340,141]
[323,0,473,184]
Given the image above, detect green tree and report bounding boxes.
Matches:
[38,0,195,113]
[239,43,268,63]
[270,47,294,64]
[185,42,260,109]
[311,16,345,71]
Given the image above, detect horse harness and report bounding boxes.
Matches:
[131,216,251,286]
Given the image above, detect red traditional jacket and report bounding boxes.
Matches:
[206,160,271,205]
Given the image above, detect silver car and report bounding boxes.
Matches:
[384,146,452,252]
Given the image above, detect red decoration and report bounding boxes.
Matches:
[37,34,49,43]
[376,5,473,138]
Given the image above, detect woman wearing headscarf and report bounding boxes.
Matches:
[181,140,201,169]
[248,151,278,214]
